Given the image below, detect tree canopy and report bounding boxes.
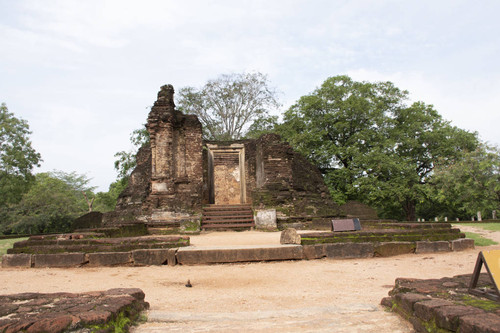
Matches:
[2,171,94,234]
[278,75,478,220]
[432,144,500,219]
[0,103,42,207]
[177,72,280,140]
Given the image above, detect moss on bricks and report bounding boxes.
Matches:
[460,295,500,311]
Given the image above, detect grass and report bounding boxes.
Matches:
[464,232,498,246]
[458,222,500,232]
[0,237,28,262]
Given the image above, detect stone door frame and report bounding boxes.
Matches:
[206,143,246,205]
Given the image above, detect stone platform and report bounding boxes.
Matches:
[381,274,500,333]
[1,223,475,267]
[3,238,474,268]
[0,288,149,333]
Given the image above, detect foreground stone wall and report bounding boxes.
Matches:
[382,274,500,333]
[0,288,149,333]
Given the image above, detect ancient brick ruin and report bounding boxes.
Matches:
[103,84,360,232]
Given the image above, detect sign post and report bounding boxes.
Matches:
[469,250,500,302]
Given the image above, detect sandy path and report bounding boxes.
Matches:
[453,224,500,244]
[1,228,499,332]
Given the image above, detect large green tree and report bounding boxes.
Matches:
[177,72,280,140]
[356,101,477,220]
[279,75,406,203]
[0,103,41,207]
[279,75,478,221]
[432,144,500,219]
[6,171,94,234]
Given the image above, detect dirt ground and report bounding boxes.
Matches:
[1,225,499,332]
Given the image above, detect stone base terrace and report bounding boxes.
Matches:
[2,222,474,268]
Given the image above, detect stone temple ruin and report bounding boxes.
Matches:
[2,85,474,269]
[102,84,374,233]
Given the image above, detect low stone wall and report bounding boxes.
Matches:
[0,288,149,333]
[381,274,500,333]
[176,245,303,265]
[3,238,474,268]
[7,234,189,255]
[2,248,179,268]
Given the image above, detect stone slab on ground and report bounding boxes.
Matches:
[415,240,451,253]
[374,242,416,257]
[1,253,32,268]
[33,253,86,268]
[451,238,475,251]
[132,249,170,266]
[382,273,500,333]
[87,252,133,266]
[0,288,149,333]
[280,228,301,244]
[176,244,304,265]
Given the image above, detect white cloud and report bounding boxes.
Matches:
[2,0,500,191]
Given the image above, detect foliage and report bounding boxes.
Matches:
[0,103,42,207]
[463,232,498,246]
[3,171,94,234]
[114,127,149,179]
[93,178,129,212]
[177,72,280,140]
[433,144,500,218]
[278,75,478,220]
[244,114,279,139]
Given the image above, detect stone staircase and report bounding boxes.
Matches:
[201,204,255,230]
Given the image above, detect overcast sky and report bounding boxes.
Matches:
[1,0,499,191]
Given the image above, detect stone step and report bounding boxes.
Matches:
[8,235,190,254]
[204,204,252,207]
[202,218,255,224]
[203,205,252,212]
[73,223,148,238]
[146,221,181,227]
[8,242,182,255]
[201,204,255,230]
[29,232,106,240]
[361,222,453,230]
[302,227,461,238]
[300,230,464,245]
[203,215,253,221]
[202,223,255,229]
[203,210,253,216]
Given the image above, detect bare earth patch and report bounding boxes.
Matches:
[1,229,499,332]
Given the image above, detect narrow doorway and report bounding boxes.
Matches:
[207,144,246,205]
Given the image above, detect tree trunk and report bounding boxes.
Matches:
[403,199,416,221]
[82,191,94,212]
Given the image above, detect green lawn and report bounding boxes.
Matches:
[459,222,500,232]
[0,237,27,262]
[464,232,498,246]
